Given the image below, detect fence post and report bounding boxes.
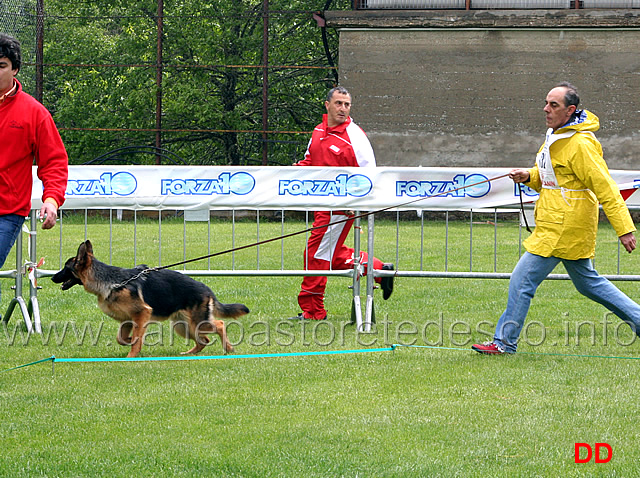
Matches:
[155,0,164,164]
[35,0,44,103]
[27,211,42,333]
[364,213,375,331]
[3,220,35,333]
[350,213,363,330]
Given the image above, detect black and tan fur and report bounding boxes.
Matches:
[52,240,249,357]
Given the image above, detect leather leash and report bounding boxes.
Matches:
[114,172,514,286]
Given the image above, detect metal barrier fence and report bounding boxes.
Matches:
[5,205,640,334]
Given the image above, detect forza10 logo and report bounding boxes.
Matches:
[66,172,137,196]
[396,174,490,198]
[279,174,373,197]
[161,172,255,195]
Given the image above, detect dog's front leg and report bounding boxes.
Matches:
[127,312,151,358]
[117,321,134,345]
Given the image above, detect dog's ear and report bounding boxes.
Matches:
[76,241,93,268]
[77,240,94,257]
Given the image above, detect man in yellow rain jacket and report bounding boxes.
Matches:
[472,82,640,354]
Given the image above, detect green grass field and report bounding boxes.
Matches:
[2,214,640,477]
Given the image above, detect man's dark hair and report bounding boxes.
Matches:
[0,33,21,71]
[556,81,580,108]
[326,86,350,102]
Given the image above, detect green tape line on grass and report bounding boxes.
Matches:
[2,346,397,373]
[517,350,640,360]
[7,343,638,374]
[394,343,640,360]
[54,346,396,363]
[0,356,56,373]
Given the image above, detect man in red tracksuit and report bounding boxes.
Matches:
[290,86,393,321]
[0,33,68,307]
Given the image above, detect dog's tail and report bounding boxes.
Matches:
[213,300,250,319]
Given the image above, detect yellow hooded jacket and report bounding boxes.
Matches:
[524,110,635,260]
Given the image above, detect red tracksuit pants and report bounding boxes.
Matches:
[297,211,383,320]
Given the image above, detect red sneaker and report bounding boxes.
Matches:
[472,341,505,355]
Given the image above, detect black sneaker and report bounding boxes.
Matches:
[381,263,394,300]
[286,313,326,321]
[287,313,307,321]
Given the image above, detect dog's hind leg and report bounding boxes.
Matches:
[182,317,213,355]
[213,319,234,354]
[182,335,210,355]
[180,320,233,355]
[203,296,234,354]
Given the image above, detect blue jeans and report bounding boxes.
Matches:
[0,214,26,303]
[494,251,640,353]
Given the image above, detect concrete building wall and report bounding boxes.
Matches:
[326,10,640,169]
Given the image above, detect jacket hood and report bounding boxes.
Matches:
[556,109,599,134]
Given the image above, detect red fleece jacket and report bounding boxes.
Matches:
[0,79,68,216]
[296,114,376,168]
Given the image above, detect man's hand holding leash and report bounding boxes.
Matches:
[509,169,531,184]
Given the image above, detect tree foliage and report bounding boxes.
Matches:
[34,0,351,165]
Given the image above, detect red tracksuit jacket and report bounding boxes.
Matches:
[0,79,68,216]
[296,114,376,168]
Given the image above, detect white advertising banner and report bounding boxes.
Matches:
[31,166,640,211]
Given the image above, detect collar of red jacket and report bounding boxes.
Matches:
[321,113,351,136]
[0,78,19,105]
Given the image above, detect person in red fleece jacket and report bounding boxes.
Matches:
[0,33,68,303]
[289,86,394,321]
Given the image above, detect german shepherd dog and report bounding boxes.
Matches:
[51,240,249,357]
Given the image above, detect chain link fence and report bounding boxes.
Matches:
[1,1,345,166]
[0,0,37,92]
